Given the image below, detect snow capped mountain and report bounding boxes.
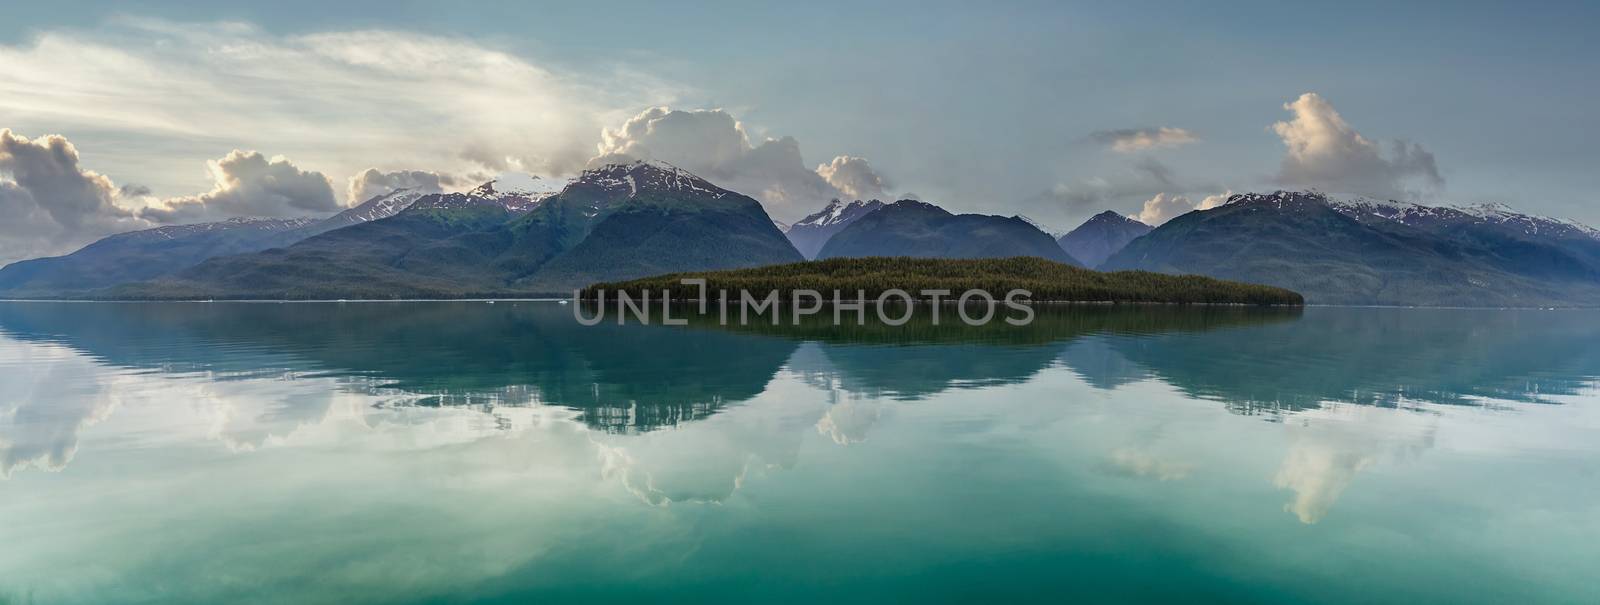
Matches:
[404,177,567,215]
[479,172,567,197]
[572,160,729,199]
[312,188,430,233]
[108,216,319,245]
[1107,190,1600,306]
[1225,191,1600,241]
[785,199,887,259]
[793,199,886,229]
[467,176,567,213]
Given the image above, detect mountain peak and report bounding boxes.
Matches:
[574,160,727,198]
[886,199,948,213]
[1058,210,1154,268]
[1085,210,1148,228]
[469,173,566,199]
[793,199,885,229]
[1012,214,1057,235]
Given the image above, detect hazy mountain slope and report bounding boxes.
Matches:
[114,201,521,299]
[817,200,1080,265]
[0,187,440,297]
[0,217,316,297]
[1057,211,1152,268]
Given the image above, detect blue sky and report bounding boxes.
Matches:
[0,1,1596,260]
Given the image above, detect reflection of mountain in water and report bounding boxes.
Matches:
[0,302,799,435]
[711,305,1301,400]
[1102,308,1600,414]
[4,302,1590,458]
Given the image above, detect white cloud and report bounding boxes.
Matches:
[0,18,677,199]
[1043,157,1180,211]
[346,169,456,204]
[1272,92,1443,199]
[139,150,338,223]
[1197,189,1234,211]
[1137,193,1198,226]
[1135,189,1234,226]
[0,129,148,264]
[1273,405,1437,524]
[1091,127,1199,153]
[816,155,890,201]
[588,107,890,220]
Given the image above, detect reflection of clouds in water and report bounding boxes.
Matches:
[592,372,836,506]
[1107,447,1194,481]
[816,400,882,445]
[785,342,886,446]
[0,339,121,477]
[1273,404,1437,524]
[0,328,849,513]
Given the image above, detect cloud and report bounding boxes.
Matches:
[0,340,125,478]
[1272,93,1443,199]
[588,107,889,220]
[0,19,678,200]
[139,150,338,223]
[0,129,148,264]
[1040,156,1193,213]
[1197,190,1234,210]
[1136,189,1233,226]
[816,155,890,200]
[346,169,455,203]
[1091,127,1199,153]
[1273,405,1437,524]
[815,400,882,445]
[1137,193,1196,226]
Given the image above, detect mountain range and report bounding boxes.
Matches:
[4,156,1599,306]
[109,161,800,299]
[1102,191,1600,306]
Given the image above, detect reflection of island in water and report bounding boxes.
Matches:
[5,303,1598,419]
[3,303,1597,464]
[6,302,1600,526]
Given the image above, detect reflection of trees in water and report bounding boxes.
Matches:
[3,302,1593,464]
[0,302,799,435]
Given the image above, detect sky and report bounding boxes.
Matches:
[1,0,1597,264]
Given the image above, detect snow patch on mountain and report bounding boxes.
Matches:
[1223,191,1600,241]
[576,160,728,199]
[111,217,318,244]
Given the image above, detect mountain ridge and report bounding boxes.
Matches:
[1102,190,1600,306]
[107,161,802,299]
[817,200,1082,266]
[783,199,887,259]
[1057,211,1152,268]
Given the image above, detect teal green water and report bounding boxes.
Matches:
[0,302,1597,604]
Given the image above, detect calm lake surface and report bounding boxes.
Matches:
[1,302,1597,604]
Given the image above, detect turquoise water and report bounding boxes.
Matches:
[0,302,1597,604]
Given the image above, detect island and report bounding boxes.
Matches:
[583,257,1304,305]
